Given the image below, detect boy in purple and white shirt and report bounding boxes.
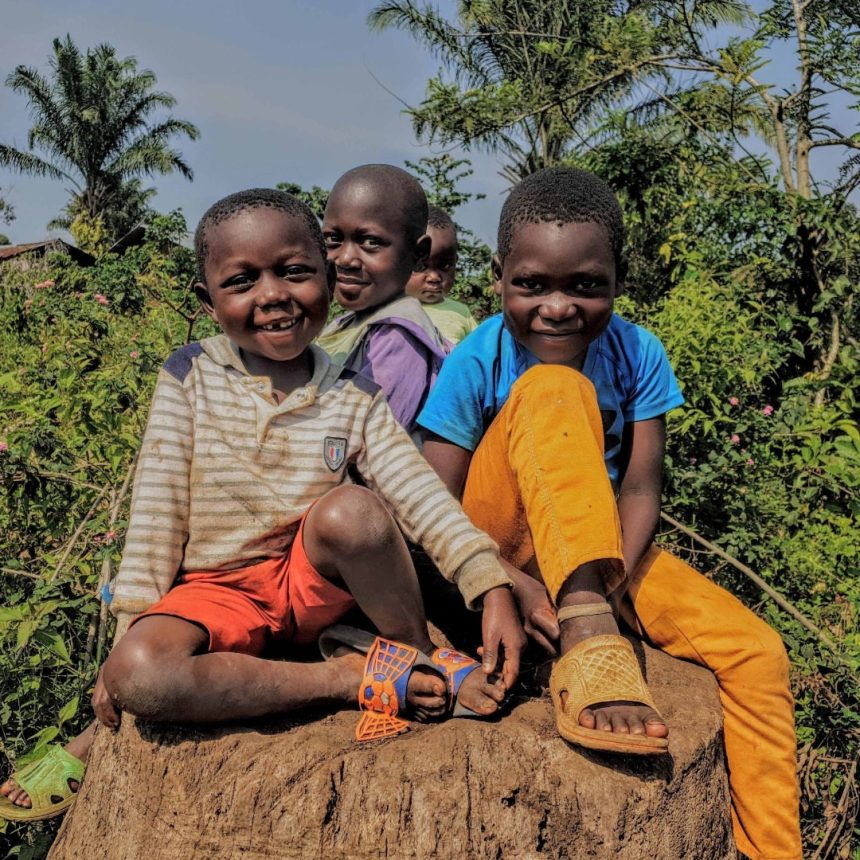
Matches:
[317,164,448,439]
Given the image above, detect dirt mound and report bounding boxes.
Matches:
[49,641,733,860]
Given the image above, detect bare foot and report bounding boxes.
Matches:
[559,601,668,739]
[442,664,507,718]
[1,722,95,808]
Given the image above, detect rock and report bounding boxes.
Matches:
[49,642,734,860]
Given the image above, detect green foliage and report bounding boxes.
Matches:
[0,35,199,243]
[274,182,329,221]
[601,146,859,853]
[0,214,213,855]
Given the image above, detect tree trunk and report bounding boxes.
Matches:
[49,641,734,860]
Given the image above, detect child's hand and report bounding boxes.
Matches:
[480,585,527,691]
[504,561,560,656]
[92,668,121,730]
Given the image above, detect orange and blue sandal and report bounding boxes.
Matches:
[319,625,486,741]
[0,745,85,821]
[319,624,441,741]
[549,603,669,756]
[429,647,484,718]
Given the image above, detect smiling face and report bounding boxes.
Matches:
[322,181,428,312]
[406,224,457,305]
[196,207,330,374]
[494,220,621,369]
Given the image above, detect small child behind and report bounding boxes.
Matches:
[316,165,448,437]
[405,206,479,346]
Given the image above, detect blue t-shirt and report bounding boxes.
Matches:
[417,314,684,489]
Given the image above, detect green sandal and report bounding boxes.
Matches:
[0,745,85,821]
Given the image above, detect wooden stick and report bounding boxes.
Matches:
[97,455,137,661]
[48,483,110,582]
[660,511,839,652]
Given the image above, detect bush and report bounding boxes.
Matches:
[0,214,216,855]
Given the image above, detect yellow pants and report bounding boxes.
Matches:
[462,365,802,860]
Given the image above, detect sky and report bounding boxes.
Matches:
[0,0,513,245]
[0,1,854,247]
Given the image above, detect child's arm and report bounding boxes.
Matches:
[617,416,666,581]
[617,325,684,581]
[110,367,193,629]
[422,435,471,498]
[358,400,525,688]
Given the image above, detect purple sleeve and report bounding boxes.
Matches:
[361,327,434,433]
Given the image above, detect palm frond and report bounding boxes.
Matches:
[0,145,68,181]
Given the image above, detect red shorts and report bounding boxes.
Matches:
[132,513,356,655]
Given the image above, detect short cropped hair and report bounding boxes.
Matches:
[427,205,456,234]
[194,188,326,281]
[497,167,626,269]
[330,164,428,244]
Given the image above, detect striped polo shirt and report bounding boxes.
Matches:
[111,336,510,624]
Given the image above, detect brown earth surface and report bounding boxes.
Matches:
[49,640,734,860]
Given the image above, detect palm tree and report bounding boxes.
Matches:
[0,35,198,240]
[369,0,640,182]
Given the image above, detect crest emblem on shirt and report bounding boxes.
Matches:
[324,436,347,471]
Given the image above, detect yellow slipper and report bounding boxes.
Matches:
[550,604,668,755]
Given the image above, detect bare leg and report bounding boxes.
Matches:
[101,613,375,722]
[303,485,505,718]
[102,486,503,724]
[1,722,96,808]
[556,561,667,738]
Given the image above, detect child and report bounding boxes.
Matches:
[0,189,526,820]
[405,205,479,346]
[417,168,801,860]
[316,165,449,438]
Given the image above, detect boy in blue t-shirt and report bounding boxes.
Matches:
[418,167,800,860]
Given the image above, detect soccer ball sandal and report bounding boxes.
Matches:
[549,603,669,755]
[0,745,85,821]
[428,646,484,718]
[318,625,485,741]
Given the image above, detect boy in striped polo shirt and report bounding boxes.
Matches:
[99,188,526,722]
[0,189,526,820]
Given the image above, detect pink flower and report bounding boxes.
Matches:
[34,279,54,290]
[729,397,740,407]
[94,293,110,306]
[762,405,774,416]
[104,530,117,542]
[0,441,7,453]
[129,350,139,359]
[731,434,741,445]
[746,458,755,466]
[689,457,697,465]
